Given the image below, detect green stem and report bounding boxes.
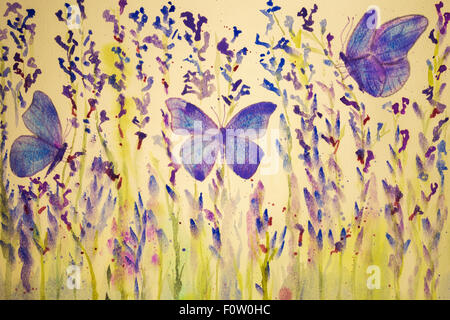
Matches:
[170,209,182,299]
[157,245,163,300]
[215,259,219,299]
[246,259,253,300]
[55,242,62,299]
[0,165,11,299]
[40,254,46,300]
[318,251,324,300]
[261,232,270,300]
[337,252,343,299]
[75,237,98,300]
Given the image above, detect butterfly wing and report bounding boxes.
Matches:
[180,133,220,181]
[22,91,63,147]
[166,98,219,180]
[345,9,378,59]
[344,55,386,97]
[166,98,218,134]
[379,58,410,97]
[225,102,276,137]
[225,135,264,179]
[223,102,276,179]
[372,15,428,63]
[10,135,59,177]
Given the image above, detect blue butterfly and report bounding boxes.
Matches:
[10,90,67,177]
[166,98,277,181]
[340,9,428,97]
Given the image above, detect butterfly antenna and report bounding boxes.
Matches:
[210,106,221,126]
[63,119,72,141]
[344,18,354,47]
[340,17,350,52]
[222,103,226,127]
[340,17,355,53]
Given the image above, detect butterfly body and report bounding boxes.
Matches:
[10,91,66,178]
[166,98,276,181]
[341,10,428,97]
[45,142,68,177]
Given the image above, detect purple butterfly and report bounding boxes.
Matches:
[10,91,67,177]
[166,98,277,181]
[340,9,428,97]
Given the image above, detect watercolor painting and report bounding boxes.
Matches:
[0,0,448,300]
